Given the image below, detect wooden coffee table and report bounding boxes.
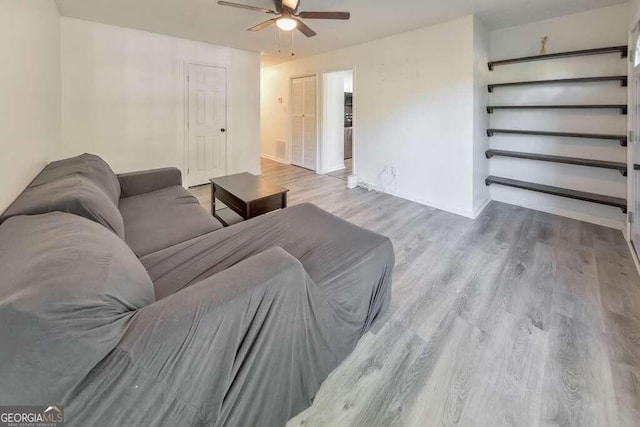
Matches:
[209,173,289,226]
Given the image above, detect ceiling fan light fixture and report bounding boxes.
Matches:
[276,17,298,31]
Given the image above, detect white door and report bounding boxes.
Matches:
[303,77,318,169]
[632,30,640,254]
[291,75,317,170]
[291,78,304,166]
[187,64,227,186]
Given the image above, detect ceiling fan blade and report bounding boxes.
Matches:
[294,19,317,37]
[298,11,351,20]
[217,1,276,14]
[247,18,277,32]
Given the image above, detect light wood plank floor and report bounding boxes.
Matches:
[191,158,640,427]
[326,158,353,181]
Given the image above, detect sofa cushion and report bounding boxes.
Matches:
[0,175,125,238]
[119,185,223,257]
[31,153,121,205]
[0,212,154,404]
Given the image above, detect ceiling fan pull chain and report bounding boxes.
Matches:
[278,28,281,53]
[291,30,295,56]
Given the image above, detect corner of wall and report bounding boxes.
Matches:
[472,14,491,217]
[0,0,62,212]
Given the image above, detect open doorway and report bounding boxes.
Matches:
[321,69,354,182]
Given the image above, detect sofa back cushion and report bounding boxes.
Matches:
[0,174,125,238]
[31,153,121,204]
[0,212,155,403]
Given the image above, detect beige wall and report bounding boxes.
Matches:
[60,18,261,178]
[0,0,61,212]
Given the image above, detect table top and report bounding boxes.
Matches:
[210,173,288,203]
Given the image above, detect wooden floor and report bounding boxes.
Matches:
[326,158,353,181]
[192,158,640,427]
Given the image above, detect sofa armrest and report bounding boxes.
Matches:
[111,247,342,425]
[117,167,182,197]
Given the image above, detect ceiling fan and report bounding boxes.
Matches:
[217,0,351,38]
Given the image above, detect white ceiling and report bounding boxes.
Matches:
[55,0,628,67]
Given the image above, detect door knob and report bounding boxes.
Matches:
[220,128,226,133]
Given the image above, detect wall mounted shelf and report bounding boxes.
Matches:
[485,176,627,212]
[488,76,628,92]
[488,45,628,70]
[485,149,627,176]
[487,105,627,114]
[486,129,628,146]
[486,45,629,215]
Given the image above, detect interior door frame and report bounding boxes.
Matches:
[289,66,358,181]
[318,66,356,176]
[183,61,230,187]
[289,73,318,171]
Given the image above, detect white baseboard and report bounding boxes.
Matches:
[627,239,640,276]
[260,153,289,165]
[358,181,475,219]
[473,198,491,219]
[324,164,346,174]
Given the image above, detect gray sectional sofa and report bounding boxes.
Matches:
[0,154,394,426]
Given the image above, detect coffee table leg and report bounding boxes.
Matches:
[283,192,287,208]
[211,184,216,215]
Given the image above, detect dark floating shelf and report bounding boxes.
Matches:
[485,176,627,212]
[635,164,640,171]
[485,149,628,176]
[487,129,628,146]
[487,105,627,114]
[488,45,628,70]
[488,76,628,92]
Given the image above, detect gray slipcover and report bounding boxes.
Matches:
[0,174,125,238]
[0,208,394,426]
[31,153,121,205]
[118,167,183,197]
[0,153,395,426]
[142,204,394,331]
[0,213,154,404]
[119,185,223,257]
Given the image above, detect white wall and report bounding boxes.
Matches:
[321,71,347,173]
[344,72,354,93]
[488,4,629,229]
[261,16,482,218]
[0,0,61,212]
[473,17,491,216]
[60,18,261,178]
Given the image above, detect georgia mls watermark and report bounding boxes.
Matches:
[0,406,63,427]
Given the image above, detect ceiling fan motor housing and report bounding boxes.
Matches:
[217,0,350,39]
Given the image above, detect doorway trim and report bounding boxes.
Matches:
[319,66,357,182]
[319,68,355,179]
[183,61,230,188]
